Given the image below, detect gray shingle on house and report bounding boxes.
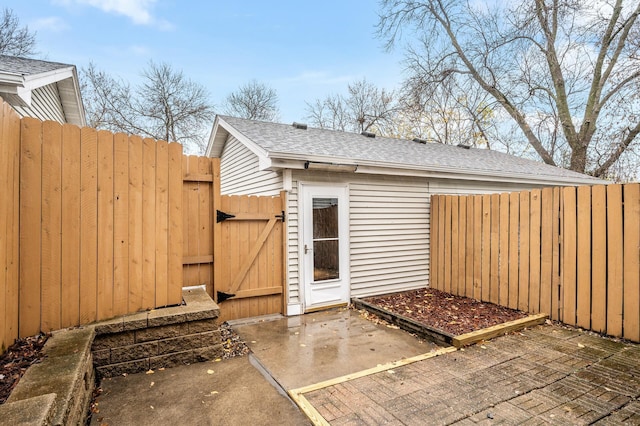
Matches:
[0,55,72,75]
[217,115,600,184]
[0,55,85,126]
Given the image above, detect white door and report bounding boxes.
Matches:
[301,184,349,311]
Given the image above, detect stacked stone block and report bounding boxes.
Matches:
[92,288,223,378]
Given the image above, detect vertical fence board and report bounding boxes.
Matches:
[128,136,144,312]
[472,196,482,301]
[19,118,42,337]
[623,183,640,342]
[167,142,183,304]
[606,185,623,337]
[155,141,169,307]
[498,193,509,306]
[458,197,467,297]
[576,186,592,330]
[211,158,221,298]
[464,197,474,298]
[443,197,452,293]
[113,133,129,316]
[539,188,553,316]
[518,191,530,312]
[79,127,98,324]
[197,156,213,290]
[450,197,459,295]
[551,188,562,321]
[562,187,577,325]
[4,104,20,348]
[480,194,491,302]
[508,192,519,309]
[142,139,157,309]
[489,194,500,304]
[61,124,81,328]
[437,196,446,292]
[430,196,439,288]
[529,190,541,314]
[591,185,607,332]
[41,121,62,332]
[0,104,8,350]
[97,131,114,320]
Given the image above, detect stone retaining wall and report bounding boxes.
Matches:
[92,288,222,378]
[0,287,222,425]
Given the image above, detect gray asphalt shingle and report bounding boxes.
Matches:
[220,116,599,182]
[0,55,72,76]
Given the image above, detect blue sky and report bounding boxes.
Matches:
[5,0,406,123]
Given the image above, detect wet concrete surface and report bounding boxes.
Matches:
[231,308,441,390]
[91,356,311,426]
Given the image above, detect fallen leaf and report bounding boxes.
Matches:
[146,369,154,375]
[210,391,219,395]
[214,358,221,362]
[158,368,165,371]
[150,406,154,410]
[207,369,214,374]
[300,343,306,347]
[480,345,487,349]
[577,343,585,348]
[150,382,154,387]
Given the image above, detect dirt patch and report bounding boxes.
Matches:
[0,333,49,405]
[364,288,528,336]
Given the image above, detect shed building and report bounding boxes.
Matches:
[206,116,601,315]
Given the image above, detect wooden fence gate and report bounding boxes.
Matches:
[182,158,285,322]
[213,193,286,322]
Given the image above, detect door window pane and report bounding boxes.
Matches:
[313,198,338,239]
[313,240,339,281]
[312,197,339,281]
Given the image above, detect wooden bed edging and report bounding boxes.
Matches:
[352,298,455,346]
[452,313,549,348]
[353,298,549,348]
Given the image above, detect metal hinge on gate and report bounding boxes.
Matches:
[275,210,286,222]
[216,210,236,223]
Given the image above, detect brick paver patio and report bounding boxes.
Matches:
[302,325,640,425]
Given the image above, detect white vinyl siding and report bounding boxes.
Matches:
[219,136,282,195]
[349,181,430,298]
[287,172,431,304]
[12,83,65,123]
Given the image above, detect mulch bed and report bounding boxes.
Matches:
[0,333,49,405]
[364,287,528,336]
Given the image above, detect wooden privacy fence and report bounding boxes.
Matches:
[19,118,184,338]
[1,101,286,353]
[430,183,640,343]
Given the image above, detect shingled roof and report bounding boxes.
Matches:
[0,55,85,126]
[208,115,602,186]
[0,55,72,75]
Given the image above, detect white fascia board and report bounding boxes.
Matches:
[22,67,74,91]
[206,116,270,161]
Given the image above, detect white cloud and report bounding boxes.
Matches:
[30,16,70,32]
[54,0,171,28]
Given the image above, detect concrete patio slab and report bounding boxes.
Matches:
[231,307,441,390]
[91,356,310,426]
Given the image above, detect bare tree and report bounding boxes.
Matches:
[305,78,398,135]
[0,8,37,57]
[378,0,640,178]
[81,61,214,154]
[223,80,279,121]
